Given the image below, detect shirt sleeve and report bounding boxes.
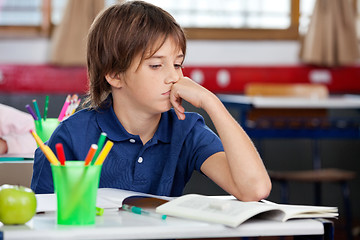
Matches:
[185,117,224,173]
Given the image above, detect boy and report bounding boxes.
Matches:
[31,1,271,201]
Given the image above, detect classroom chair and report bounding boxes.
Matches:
[244,83,356,240]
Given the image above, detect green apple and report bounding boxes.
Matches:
[0,184,37,225]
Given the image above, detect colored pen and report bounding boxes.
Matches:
[96,207,104,216]
[58,94,71,121]
[55,143,66,166]
[94,140,113,165]
[63,94,79,119]
[30,130,59,165]
[44,95,49,121]
[84,144,98,166]
[121,204,167,220]
[25,104,38,120]
[71,99,81,116]
[32,99,42,121]
[91,132,107,165]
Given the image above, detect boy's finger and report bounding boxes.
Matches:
[170,94,185,120]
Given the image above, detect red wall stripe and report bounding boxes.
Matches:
[0,64,359,94]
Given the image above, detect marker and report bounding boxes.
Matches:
[96,207,104,216]
[25,104,38,120]
[91,132,107,165]
[32,99,42,121]
[55,143,66,166]
[71,99,81,116]
[84,144,98,166]
[94,140,113,165]
[121,204,167,220]
[44,95,49,121]
[30,130,59,165]
[58,95,71,121]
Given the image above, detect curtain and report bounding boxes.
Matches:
[299,0,360,67]
[49,0,105,66]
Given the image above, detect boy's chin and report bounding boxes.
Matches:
[162,102,173,112]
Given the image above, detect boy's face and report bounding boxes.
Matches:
[120,37,184,115]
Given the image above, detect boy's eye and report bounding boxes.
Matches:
[174,64,183,69]
[150,64,162,69]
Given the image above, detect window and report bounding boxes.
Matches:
[0,0,357,40]
[146,0,299,39]
[0,0,63,37]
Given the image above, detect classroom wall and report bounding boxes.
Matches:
[0,38,302,65]
[1,38,360,225]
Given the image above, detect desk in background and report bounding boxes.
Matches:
[218,94,360,167]
[0,210,333,240]
[218,94,359,240]
[0,154,34,188]
[0,153,33,161]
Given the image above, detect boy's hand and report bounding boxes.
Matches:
[170,77,212,120]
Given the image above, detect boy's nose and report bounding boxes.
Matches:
[165,68,181,84]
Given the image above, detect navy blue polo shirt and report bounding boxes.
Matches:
[31,103,224,196]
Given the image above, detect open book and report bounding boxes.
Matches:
[35,188,171,212]
[155,194,338,228]
[96,188,170,209]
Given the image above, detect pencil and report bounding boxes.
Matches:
[91,132,107,165]
[55,143,66,166]
[32,99,42,121]
[30,130,59,165]
[44,95,49,121]
[25,104,38,120]
[94,140,113,165]
[84,144,98,166]
[58,94,71,122]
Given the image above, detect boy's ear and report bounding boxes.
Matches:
[105,73,123,88]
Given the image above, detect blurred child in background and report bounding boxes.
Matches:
[0,104,37,155]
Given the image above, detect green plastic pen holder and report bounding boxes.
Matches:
[34,118,59,142]
[51,161,102,225]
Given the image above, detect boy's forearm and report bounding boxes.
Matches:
[202,94,271,200]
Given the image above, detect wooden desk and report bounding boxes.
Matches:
[0,210,332,240]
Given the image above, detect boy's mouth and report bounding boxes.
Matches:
[162,90,171,96]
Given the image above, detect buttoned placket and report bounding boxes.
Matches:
[130,137,157,165]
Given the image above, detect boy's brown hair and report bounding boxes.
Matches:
[85,1,187,109]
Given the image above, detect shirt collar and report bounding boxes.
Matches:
[154,111,172,143]
[96,98,172,143]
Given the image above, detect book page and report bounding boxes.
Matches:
[269,205,338,221]
[97,188,172,210]
[36,188,171,212]
[36,193,56,212]
[156,194,280,227]
[260,200,338,221]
